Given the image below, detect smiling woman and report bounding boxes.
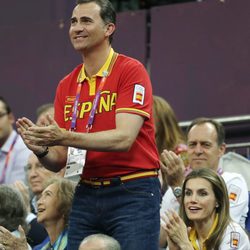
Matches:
[161,168,250,250]
[33,177,76,250]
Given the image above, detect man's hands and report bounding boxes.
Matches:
[16,117,44,154]
[16,115,65,150]
[160,150,185,187]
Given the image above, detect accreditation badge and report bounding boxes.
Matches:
[64,147,86,178]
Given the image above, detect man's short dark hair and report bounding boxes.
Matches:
[186,117,225,146]
[0,96,11,114]
[76,0,116,43]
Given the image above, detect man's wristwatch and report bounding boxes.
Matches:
[35,147,49,159]
[173,186,182,198]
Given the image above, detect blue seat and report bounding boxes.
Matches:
[245,192,250,232]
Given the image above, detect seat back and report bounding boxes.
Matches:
[220,152,250,191]
[245,192,250,232]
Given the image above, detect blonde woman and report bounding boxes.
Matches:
[153,95,187,193]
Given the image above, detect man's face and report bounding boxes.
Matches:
[27,154,55,195]
[69,2,114,53]
[0,101,14,145]
[36,107,54,126]
[187,123,225,171]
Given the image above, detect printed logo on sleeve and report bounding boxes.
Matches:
[228,184,241,203]
[133,84,145,105]
[230,232,240,248]
[66,96,76,103]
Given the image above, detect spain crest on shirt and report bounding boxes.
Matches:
[230,232,240,248]
[228,184,241,203]
[133,84,145,105]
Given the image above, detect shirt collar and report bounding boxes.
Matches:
[77,48,115,83]
[1,130,16,153]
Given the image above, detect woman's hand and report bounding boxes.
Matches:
[161,210,193,250]
[0,225,29,250]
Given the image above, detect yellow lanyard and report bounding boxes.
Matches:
[189,214,219,250]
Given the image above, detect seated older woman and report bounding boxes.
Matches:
[0,177,75,250]
[161,168,250,250]
[33,176,76,250]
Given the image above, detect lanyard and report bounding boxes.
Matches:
[70,70,108,132]
[189,214,219,250]
[86,70,108,132]
[70,82,82,130]
[0,134,18,184]
[217,167,223,175]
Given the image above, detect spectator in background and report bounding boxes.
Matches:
[0,96,31,184]
[161,168,250,249]
[36,103,78,182]
[0,177,75,250]
[153,95,187,194]
[0,185,31,250]
[36,103,54,126]
[12,103,58,247]
[26,153,61,214]
[33,177,76,250]
[153,95,186,156]
[14,153,61,247]
[159,117,249,248]
[79,234,121,250]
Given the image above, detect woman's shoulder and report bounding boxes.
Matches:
[220,221,250,249]
[227,221,248,235]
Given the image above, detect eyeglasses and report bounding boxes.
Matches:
[0,112,8,118]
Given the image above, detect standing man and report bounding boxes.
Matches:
[0,96,31,184]
[16,1,160,250]
[159,117,249,248]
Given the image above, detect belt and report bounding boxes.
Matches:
[80,170,158,187]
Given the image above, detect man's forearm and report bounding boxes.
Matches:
[61,128,137,152]
[38,145,67,172]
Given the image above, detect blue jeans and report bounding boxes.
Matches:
[67,177,161,250]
